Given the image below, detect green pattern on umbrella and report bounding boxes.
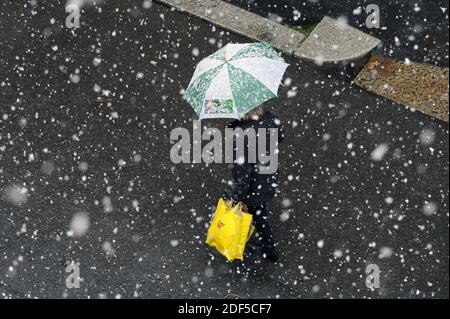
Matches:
[227,64,277,115]
[230,42,284,62]
[208,48,226,61]
[184,42,289,119]
[184,65,223,116]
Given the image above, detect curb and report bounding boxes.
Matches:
[154,1,382,65]
[153,0,305,56]
[294,16,381,64]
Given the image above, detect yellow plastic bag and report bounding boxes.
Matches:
[206,198,255,261]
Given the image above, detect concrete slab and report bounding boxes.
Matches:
[154,0,305,55]
[354,55,449,122]
[295,16,381,64]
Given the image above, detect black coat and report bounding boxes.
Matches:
[224,111,285,206]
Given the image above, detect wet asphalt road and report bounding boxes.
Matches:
[0,0,448,298]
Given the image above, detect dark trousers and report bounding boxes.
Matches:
[246,203,276,249]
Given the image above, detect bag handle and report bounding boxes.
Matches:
[232,202,245,217]
[233,208,243,218]
[224,198,246,217]
[225,198,234,207]
[210,198,229,223]
[247,224,255,241]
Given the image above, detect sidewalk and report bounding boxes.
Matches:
[154,0,305,55]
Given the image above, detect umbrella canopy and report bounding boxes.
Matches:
[184,42,289,120]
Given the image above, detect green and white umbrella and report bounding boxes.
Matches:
[184,42,289,119]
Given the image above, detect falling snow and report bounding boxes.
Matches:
[0,0,448,300]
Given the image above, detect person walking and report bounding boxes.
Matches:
[224,106,285,262]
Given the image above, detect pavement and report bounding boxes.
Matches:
[354,55,449,122]
[154,0,306,55]
[294,16,380,63]
[0,0,449,298]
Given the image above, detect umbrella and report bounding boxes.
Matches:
[184,42,289,120]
